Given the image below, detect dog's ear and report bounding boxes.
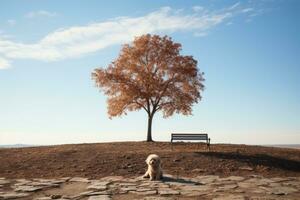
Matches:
[158,158,162,164]
[145,156,150,164]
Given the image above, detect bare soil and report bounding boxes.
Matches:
[0,142,300,179]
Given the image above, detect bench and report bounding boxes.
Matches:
[171,133,211,150]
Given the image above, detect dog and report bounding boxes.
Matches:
[142,154,163,181]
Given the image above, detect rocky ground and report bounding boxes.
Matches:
[0,174,300,199]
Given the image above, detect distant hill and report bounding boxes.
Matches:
[266,144,300,149]
[0,144,36,148]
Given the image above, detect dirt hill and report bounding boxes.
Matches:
[1,142,300,179]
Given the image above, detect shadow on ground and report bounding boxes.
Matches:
[162,175,199,184]
[196,152,300,172]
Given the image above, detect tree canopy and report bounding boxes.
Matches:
[92,34,205,141]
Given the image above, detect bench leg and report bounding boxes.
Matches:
[207,138,211,151]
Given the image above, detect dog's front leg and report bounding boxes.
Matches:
[149,174,154,181]
[142,170,149,178]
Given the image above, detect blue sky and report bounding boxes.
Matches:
[0,0,299,145]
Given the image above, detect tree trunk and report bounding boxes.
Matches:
[146,114,153,142]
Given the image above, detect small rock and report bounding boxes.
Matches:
[239,166,253,171]
[191,168,206,173]
[50,194,62,199]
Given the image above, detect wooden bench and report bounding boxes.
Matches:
[171,133,211,150]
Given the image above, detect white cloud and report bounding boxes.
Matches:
[192,6,204,12]
[194,32,208,37]
[0,57,10,69]
[228,2,240,10]
[25,10,58,18]
[0,5,256,69]
[7,19,16,26]
[241,8,254,13]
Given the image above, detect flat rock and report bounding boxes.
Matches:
[14,185,43,192]
[239,166,253,171]
[143,197,174,200]
[120,186,137,192]
[282,180,300,187]
[118,182,137,187]
[196,175,219,184]
[35,197,52,200]
[219,176,245,182]
[214,184,238,192]
[88,195,111,200]
[159,188,180,195]
[69,177,90,183]
[259,186,298,195]
[87,184,107,191]
[213,194,246,200]
[270,177,295,182]
[180,185,212,192]
[136,188,155,192]
[33,178,66,184]
[0,192,31,199]
[238,182,255,189]
[80,190,96,196]
[130,190,157,195]
[180,190,209,196]
[100,176,123,182]
[0,180,10,185]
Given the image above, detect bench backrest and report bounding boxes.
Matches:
[171,133,208,140]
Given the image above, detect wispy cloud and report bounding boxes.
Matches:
[7,19,16,26]
[192,6,205,12]
[25,10,58,18]
[241,8,254,13]
[0,5,260,69]
[0,57,10,69]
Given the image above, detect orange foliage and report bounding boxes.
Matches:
[92,34,205,141]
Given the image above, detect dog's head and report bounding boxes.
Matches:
[146,154,161,168]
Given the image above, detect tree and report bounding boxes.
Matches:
[92,34,205,142]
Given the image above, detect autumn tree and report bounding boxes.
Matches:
[92,34,205,142]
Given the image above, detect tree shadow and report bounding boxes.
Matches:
[195,152,300,172]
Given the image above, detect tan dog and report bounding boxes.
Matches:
[143,154,163,181]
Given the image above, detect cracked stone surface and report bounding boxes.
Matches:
[0,175,299,199]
